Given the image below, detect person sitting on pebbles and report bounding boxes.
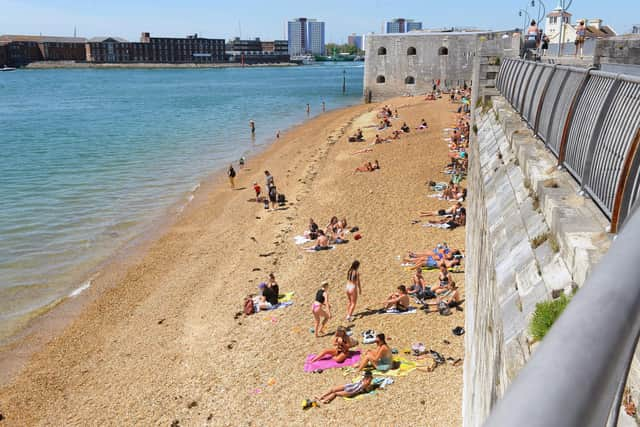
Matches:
[356,333,393,372]
[381,285,410,312]
[310,326,352,362]
[315,371,376,404]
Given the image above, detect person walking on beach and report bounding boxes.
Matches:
[345,260,361,322]
[249,119,255,134]
[311,281,331,337]
[306,104,310,115]
[268,183,278,211]
[239,156,246,169]
[228,164,236,189]
[322,101,325,113]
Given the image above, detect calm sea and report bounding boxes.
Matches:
[0,63,364,342]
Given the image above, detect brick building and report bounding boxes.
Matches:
[0,35,87,66]
[226,37,290,64]
[0,42,8,67]
[85,33,225,63]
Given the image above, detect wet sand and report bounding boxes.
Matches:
[0,96,466,426]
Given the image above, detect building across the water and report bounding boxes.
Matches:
[633,25,640,34]
[226,37,290,64]
[85,32,225,63]
[0,35,87,66]
[363,30,518,101]
[287,17,325,55]
[386,18,423,34]
[347,33,363,51]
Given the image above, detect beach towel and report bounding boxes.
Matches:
[256,301,293,313]
[342,357,417,377]
[385,307,417,314]
[303,351,361,372]
[304,246,336,253]
[294,235,312,245]
[278,292,295,303]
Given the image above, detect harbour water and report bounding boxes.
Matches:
[0,63,364,343]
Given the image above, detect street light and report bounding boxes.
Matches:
[556,0,574,57]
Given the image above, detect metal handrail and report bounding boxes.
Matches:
[484,206,640,427]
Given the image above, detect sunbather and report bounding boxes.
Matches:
[417,119,428,130]
[427,281,462,309]
[352,148,374,155]
[382,285,410,312]
[408,270,427,297]
[315,371,376,403]
[355,162,373,173]
[261,273,280,306]
[310,326,354,363]
[401,123,410,133]
[304,218,320,240]
[420,202,463,217]
[311,230,330,251]
[356,333,393,372]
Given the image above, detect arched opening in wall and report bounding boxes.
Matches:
[376,75,386,83]
[405,76,415,84]
[407,46,417,55]
[438,47,449,56]
[377,47,387,55]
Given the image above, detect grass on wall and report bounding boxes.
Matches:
[530,293,572,342]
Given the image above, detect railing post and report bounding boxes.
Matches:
[558,68,595,165]
[534,65,556,137]
[580,78,622,191]
[611,127,640,233]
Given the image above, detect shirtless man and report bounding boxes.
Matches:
[382,285,411,311]
[420,202,463,217]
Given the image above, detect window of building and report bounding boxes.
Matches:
[438,47,448,55]
[376,75,386,83]
[405,76,415,84]
[377,47,387,55]
[407,47,417,55]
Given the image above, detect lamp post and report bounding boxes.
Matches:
[556,0,574,57]
[519,9,531,40]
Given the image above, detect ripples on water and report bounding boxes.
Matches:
[0,64,364,341]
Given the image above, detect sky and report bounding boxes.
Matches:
[0,0,637,42]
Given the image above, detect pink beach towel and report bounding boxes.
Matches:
[304,351,361,372]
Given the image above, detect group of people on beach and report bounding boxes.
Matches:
[303,216,352,252]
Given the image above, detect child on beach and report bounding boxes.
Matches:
[253,182,261,202]
[315,371,376,404]
[227,164,236,189]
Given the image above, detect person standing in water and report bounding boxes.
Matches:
[306,104,310,115]
[227,164,236,189]
[249,120,255,134]
[322,101,326,112]
[239,156,245,169]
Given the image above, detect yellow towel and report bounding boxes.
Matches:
[278,292,294,303]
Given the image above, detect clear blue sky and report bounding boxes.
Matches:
[0,0,636,42]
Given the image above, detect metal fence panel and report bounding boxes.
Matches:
[516,62,536,115]
[507,60,525,105]
[546,69,586,157]
[536,68,569,148]
[496,58,509,94]
[528,65,554,129]
[584,79,640,216]
[563,74,616,182]
[522,63,544,124]
[499,59,515,95]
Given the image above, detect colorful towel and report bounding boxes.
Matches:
[278,292,295,303]
[342,357,417,377]
[305,246,336,253]
[385,307,417,314]
[304,351,361,372]
[343,377,392,401]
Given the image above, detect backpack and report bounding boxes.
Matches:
[243,297,255,315]
[277,193,286,205]
[438,301,451,316]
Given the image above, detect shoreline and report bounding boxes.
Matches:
[22,61,299,70]
[0,103,358,382]
[0,96,466,425]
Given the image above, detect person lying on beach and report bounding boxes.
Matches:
[348,128,365,142]
[391,130,402,140]
[352,148,373,155]
[404,249,463,270]
[442,183,466,201]
[416,119,428,130]
[252,294,274,312]
[355,162,374,173]
[315,371,376,404]
[381,285,411,312]
[372,160,380,170]
[425,93,436,101]
[311,281,331,337]
[377,121,387,131]
[427,207,466,228]
[374,134,385,144]
[420,202,463,217]
[310,326,353,362]
[400,123,410,133]
[356,333,392,372]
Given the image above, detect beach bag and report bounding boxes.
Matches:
[438,301,451,316]
[277,193,286,205]
[243,297,255,315]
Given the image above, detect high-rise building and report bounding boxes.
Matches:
[307,20,325,55]
[288,18,325,55]
[406,20,423,32]
[633,25,640,34]
[347,33,363,51]
[386,18,406,34]
[288,18,307,56]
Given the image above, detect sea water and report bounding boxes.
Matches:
[0,63,364,342]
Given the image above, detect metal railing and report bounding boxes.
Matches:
[484,204,640,427]
[496,57,640,232]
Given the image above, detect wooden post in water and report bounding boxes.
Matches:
[342,69,346,94]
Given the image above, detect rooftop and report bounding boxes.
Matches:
[0,35,87,43]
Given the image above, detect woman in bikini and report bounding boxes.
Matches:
[309,326,351,363]
[345,260,361,322]
[315,371,375,404]
[356,333,393,372]
[311,281,331,337]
